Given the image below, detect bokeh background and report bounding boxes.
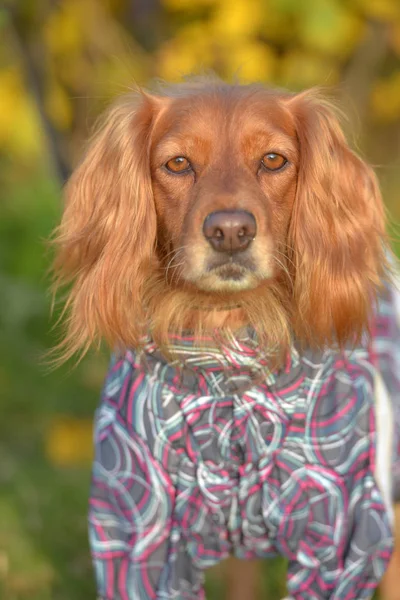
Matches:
[1,0,400,598]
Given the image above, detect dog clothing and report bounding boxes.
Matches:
[89,283,400,600]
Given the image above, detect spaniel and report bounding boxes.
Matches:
[52,78,400,600]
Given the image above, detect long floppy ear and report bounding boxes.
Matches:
[287,90,388,348]
[52,92,158,361]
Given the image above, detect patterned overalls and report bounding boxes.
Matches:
[89,282,400,599]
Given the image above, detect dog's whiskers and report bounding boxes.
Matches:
[171,263,185,286]
[272,254,293,288]
[274,248,295,269]
[163,247,187,283]
[163,245,188,260]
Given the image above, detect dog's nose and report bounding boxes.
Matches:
[203,210,257,253]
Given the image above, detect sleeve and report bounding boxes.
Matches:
[89,406,176,600]
[285,474,393,599]
[371,263,400,502]
[282,348,393,599]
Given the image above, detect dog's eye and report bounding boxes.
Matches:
[165,156,191,174]
[261,153,287,171]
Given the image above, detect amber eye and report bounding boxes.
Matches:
[261,153,287,171]
[165,156,191,174]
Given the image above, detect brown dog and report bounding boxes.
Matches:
[52,78,399,599]
[53,80,386,360]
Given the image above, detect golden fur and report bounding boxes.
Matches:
[52,78,388,362]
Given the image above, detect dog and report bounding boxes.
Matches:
[52,78,400,599]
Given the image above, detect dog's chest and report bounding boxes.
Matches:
[90,281,400,597]
[103,341,379,559]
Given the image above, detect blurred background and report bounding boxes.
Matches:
[0,0,400,598]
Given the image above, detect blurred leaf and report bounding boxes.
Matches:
[0,67,44,159]
[279,50,339,88]
[0,177,59,280]
[162,0,216,10]
[357,0,400,21]
[299,0,362,57]
[158,22,215,80]
[0,7,10,30]
[389,20,400,56]
[260,5,296,44]
[371,70,400,122]
[45,417,93,467]
[0,499,55,597]
[211,0,263,40]
[269,0,300,14]
[224,41,277,82]
[80,354,109,391]
[44,0,86,57]
[0,275,45,335]
[45,80,73,130]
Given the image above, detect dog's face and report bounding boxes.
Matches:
[53,79,387,360]
[151,91,298,292]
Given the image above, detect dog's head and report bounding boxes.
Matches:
[53,79,387,360]
[150,86,298,294]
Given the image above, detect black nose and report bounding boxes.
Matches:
[203,210,257,253]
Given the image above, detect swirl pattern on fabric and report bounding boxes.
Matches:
[89,284,400,600]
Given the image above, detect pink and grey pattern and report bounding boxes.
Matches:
[89,282,400,600]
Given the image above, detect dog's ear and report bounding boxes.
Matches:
[287,90,387,348]
[52,92,159,361]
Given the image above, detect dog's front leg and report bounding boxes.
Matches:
[380,503,400,600]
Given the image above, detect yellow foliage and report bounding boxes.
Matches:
[162,0,216,9]
[0,0,399,169]
[0,68,43,159]
[224,41,277,83]
[211,0,263,40]
[44,0,149,112]
[92,55,148,98]
[45,81,73,130]
[44,0,86,57]
[299,0,362,57]
[259,6,296,44]
[357,0,400,21]
[390,21,400,56]
[45,417,93,467]
[158,22,214,81]
[55,54,88,89]
[279,50,339,88]
[371,71,400,122]
[158,13,276,84]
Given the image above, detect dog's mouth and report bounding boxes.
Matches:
[207,256,256,280]
[186,257,260,292]
[209,263,248,281]
[180,244,268,292]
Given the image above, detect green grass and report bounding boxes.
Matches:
[0,174,98,599]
